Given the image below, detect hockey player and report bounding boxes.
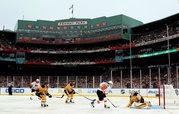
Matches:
[126,91,151,109]
[91,81,113,108]
[38,82,52,107]
[8,82,13,95]
[64,82,75,103]
[29,79,41,100]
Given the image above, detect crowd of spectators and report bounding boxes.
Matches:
[1,16,179,90]
[17,33,121,45]
[25,54,115,65]
[19,43,131,53]
[1,24,179,62]
[0,35,132,55]
[0,66,179,89]
[132,23,179,45]
[0,38,15,52]
[133,41,179,55]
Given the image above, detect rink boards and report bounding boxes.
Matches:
[0,88,162,97]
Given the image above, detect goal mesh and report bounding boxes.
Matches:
[159,84,179,109]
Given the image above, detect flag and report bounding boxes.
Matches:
[69,5,74,17]
[69,5,73,10]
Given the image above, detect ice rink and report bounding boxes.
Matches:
[0,95,179,114]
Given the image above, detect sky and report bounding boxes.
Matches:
[0,0,179,30]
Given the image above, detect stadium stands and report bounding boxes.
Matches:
[0,13,179,89]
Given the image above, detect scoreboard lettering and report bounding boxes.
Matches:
[58,21,87,26]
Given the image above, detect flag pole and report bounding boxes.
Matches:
[69,5,74,18]
[72,7,74,18]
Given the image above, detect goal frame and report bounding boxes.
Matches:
[158,84,179,109]
[158,84,166,109]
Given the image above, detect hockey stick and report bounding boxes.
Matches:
[30,96,33,100]
[56,94,65,98]
[76,92,96,108]
[107,98,118,108]
[76,92,96,102]
[30,94,41,100]
[30,93,36,100]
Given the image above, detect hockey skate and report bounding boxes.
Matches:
[104,104,110,109]
[70,99,74,103]
[65,100,69,103]
[41,104,48,107]
[90,101,95,108]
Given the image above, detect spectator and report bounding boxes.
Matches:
[8,82,13,95]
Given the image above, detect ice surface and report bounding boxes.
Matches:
[0,95,178,114]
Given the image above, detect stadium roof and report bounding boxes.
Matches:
[0,30,16,33]
[132,13,179,33]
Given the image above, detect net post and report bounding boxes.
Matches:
[158,84,161,106]
[158,67,161,106]
[163,85,166,109]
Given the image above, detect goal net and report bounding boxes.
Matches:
[159,84,179,109]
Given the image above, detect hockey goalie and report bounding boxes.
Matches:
[126,91,151,109]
